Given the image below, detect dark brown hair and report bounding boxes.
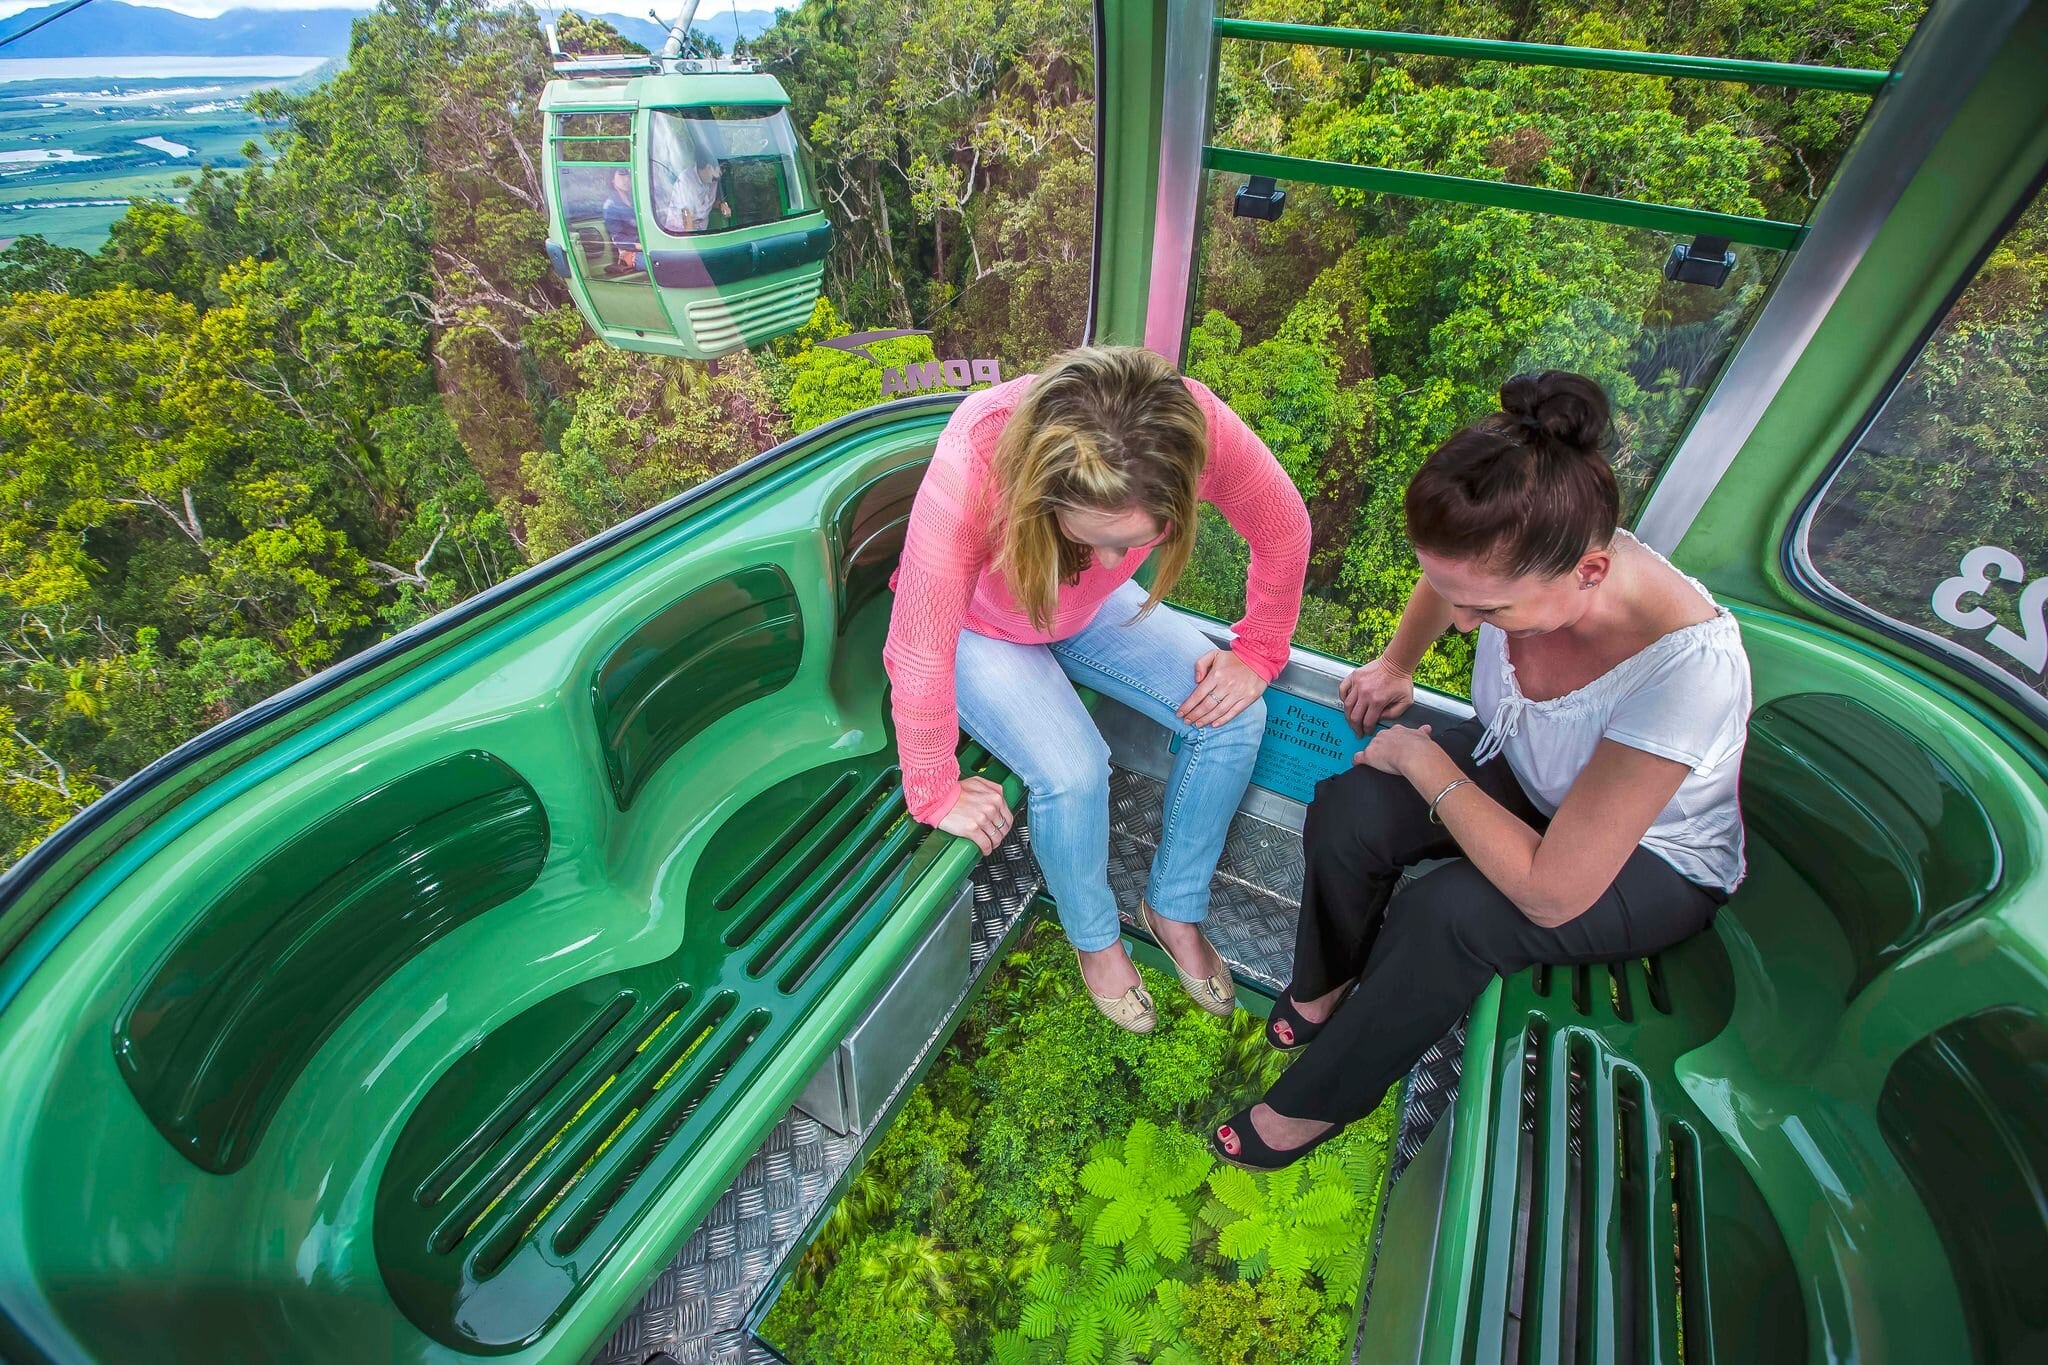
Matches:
[1403,371,1618,577]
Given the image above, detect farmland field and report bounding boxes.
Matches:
[0,60,333,250]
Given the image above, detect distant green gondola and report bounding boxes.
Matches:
[540,21,830,360]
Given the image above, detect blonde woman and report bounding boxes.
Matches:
[884,346,1312,1031]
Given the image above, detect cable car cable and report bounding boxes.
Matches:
[0,0,98,52]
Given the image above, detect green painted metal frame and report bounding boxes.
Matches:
[1088,0,1167,347]
[1203,146,1806,251]
[1213,18,1892,94]
[1199,14,1883,255]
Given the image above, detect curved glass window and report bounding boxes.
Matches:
[648,105,813,236]
[1793,186,2046,724]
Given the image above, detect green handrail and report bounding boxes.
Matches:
[1214,18,1892,95]
[1206,146,1805,251]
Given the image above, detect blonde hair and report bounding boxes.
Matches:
[991,346,1208,631]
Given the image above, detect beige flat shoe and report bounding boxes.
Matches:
[1139,901,1237,1017]
[1075,948,1157,1034]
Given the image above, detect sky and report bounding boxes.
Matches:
[0,1,779,21]
[0,0,364,15]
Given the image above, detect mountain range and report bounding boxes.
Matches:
[0,2,782,59]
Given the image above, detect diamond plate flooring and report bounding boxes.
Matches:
[594,768,1469,1365]
[1107,768,1304,992]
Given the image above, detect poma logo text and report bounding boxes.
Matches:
[881,358,1002,396]
[819,329,1003,397]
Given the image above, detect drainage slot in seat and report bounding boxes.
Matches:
[715,771,859,913]
[724,767,902,953]
[471,990,736,1276]
[432,983,696,1257]
[417,991,638,1209]
[775,820,925,994]
[555,1005,772,1255]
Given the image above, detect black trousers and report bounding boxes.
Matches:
[1263,718,1725,1126]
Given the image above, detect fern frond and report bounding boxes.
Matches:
[1147,1200,1193,1262]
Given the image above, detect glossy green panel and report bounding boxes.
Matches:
[832,463,923,636]
[1744,693,2002,997]
[0,413,1021,1365]
[376,739,1004,1352]
[1458,933,1800,1365]
[1879,1006,2048,1365]
[591,565,803,811]
[112,750,548,1174]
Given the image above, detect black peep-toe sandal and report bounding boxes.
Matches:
[1265,986,1333,1053]
[1210,1106,1344,1173]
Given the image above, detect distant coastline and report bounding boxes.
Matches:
[0,55,331,83]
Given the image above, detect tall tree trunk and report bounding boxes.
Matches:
[870,164,912,326]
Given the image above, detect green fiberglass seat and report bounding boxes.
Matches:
[0,408,994,1365]
[1363,611,2048,1365]
[542,70,831,360]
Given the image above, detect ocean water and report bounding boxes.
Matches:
[0,55,331,84]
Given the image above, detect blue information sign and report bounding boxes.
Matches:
[1248,691,1370,804]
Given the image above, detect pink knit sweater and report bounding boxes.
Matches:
[883,374,1313,824]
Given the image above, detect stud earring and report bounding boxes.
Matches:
[1579,579,1594,590]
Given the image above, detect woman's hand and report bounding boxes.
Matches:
[938,776,1013,854]
[1356,721,1439,778]
[1180,649,1268,729]
[1338,656,1416,735]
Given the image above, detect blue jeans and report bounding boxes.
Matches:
[954,581,1267,952]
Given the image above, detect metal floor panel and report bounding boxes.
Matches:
[1107,768,1305,992]
[593,769,1466,1364]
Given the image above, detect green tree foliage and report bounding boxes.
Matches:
[766,925,1401,1364]
[0,0,1102,866]
[1202,1146,1366,1285]
[1165,1274,1355,1365]
[512,342,786,559]
[754,0,1094,365]
[0,235,91,296]
[782,1229,965,1361]
[553,12,648,57]
[1076,1118,1215,1263]
[761,297,948,434]
[993,1237,1179,1365]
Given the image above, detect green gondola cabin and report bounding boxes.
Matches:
[542,65,831,360]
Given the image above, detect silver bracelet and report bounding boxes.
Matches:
[1427,777,1474,825]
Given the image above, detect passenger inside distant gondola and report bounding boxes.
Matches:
[651,114,732,235]
[602,167,642,273]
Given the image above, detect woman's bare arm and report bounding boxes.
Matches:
[1366,729,1688,927]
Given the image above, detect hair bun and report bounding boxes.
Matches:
[1499,371,1611,459]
